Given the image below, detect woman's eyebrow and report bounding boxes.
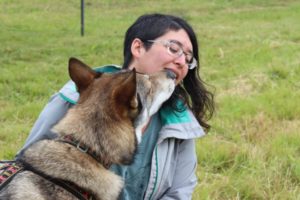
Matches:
[169,39,182,46]
[169,39,193,54]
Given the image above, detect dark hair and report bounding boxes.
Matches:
[123,13,214,131]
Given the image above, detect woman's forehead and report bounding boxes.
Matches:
[158,29,193,52]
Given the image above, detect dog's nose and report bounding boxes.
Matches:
[165,69,177,80]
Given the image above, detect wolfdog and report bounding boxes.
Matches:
[0,57,176,200]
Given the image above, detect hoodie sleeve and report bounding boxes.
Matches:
[160,139,198,200]
[16,91,75,157]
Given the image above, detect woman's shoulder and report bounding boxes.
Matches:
[94,64,121,73]
[158,105,206,140]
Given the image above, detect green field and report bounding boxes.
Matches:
[1,0,299,199]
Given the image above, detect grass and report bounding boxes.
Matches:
[1,0,299,199]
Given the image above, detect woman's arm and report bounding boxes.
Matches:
[16,92,74,157]
[161,139,198,200]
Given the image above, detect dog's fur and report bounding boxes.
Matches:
[0,58,175,200]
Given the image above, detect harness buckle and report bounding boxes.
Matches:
[76,142,89,153]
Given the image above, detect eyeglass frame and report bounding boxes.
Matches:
[145,39,198,70]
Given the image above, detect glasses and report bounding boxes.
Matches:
[146,40,197,69]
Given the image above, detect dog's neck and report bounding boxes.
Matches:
[52,105,137,166]
[58,134,112,169]
[52,107,110,159]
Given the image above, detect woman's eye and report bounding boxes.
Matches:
[169,44,181,54]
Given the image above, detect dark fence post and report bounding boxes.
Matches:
[81,0,84,36]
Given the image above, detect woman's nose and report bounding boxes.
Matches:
[174,54,186,68]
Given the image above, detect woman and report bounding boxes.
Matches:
[19,13,214,199]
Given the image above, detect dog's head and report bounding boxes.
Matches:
[69,58,140,123]
[134,71,176,142]
[65,57,175,165]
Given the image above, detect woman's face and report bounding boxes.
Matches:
[129,29,193,85]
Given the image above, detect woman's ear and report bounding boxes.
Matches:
[131,38,145,58]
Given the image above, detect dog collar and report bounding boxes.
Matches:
[59,135,111,169]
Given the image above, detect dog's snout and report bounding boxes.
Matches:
[165,69,177,80]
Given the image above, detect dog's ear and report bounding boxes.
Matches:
[114,69,139,119]
[68,57,100,93]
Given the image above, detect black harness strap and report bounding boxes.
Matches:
[0,135,107,200]
[15,160,93,200]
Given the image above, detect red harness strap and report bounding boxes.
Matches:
[0,161,23,188]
